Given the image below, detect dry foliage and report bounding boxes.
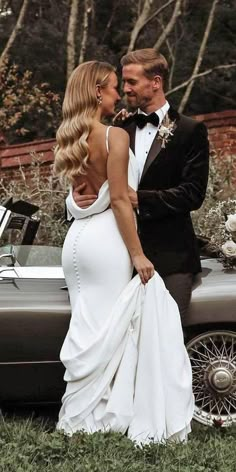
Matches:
[192,149,236,268]
[0,61,61,143]
[0,153,68,246]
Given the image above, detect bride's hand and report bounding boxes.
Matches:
[112,108,133,125]
[72,183,97,209]
[132,254,155,285]
[128,186,138,209]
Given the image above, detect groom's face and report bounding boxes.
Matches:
[122,63,158,112]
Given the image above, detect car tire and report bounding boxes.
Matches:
[186,330,236,427]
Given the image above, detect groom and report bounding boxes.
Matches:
[72,49,209,325]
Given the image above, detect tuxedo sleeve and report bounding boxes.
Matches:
[137,122,209,220]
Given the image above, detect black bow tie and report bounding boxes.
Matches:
[134,112,159,129]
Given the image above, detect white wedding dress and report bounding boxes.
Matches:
[57,127,194,445]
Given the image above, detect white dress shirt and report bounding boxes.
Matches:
[135,101,170,182]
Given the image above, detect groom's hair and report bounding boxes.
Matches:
[120,49,169,91]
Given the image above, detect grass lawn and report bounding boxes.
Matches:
[0,413,236,472]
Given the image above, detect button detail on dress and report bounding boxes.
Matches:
[129,323,135,333]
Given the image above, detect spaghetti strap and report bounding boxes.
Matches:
[106,126,112,153]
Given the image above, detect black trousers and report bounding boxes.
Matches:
[162,272,194,326]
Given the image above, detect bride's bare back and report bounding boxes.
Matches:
[74,123,109,195]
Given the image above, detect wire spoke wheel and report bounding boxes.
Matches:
[186,330,236,427]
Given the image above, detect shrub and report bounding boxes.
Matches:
[0,61,62,144]
[192,149,236,268]
[0,152,68,247]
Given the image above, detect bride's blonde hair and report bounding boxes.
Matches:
[54,60,115,184]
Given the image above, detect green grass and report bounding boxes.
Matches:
[0,415,236,472]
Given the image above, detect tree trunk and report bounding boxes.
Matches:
[101,3,117,44]
[127,0,175,53]
[178,0,219,113]
[156,15,177,90]
[153,0,182,50]
[67,0,80,80]
[79,0,91,64]
[0,0,29,69]
[127,0,153,53]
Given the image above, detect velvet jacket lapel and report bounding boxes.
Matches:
[122,107,180,183]
[123,118,161,183]
[139,107,180,183]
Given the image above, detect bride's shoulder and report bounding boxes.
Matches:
[108,126,130,144]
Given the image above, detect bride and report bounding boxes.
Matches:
[53,60,194,445]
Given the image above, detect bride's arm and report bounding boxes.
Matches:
[107,127,154,285]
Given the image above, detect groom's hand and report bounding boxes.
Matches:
[72,183,97,208]
[128,186,138,209]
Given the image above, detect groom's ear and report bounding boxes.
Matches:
[153,75,162,91]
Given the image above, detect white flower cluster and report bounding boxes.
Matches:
[222,214,236,258]
[197,199,236,270]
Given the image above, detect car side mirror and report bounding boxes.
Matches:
[0,245,16,266]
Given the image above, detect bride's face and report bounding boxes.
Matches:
[100,72,121,117]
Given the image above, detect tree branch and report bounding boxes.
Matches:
[166,63,236,96]
[100,3,117,44]
[67,0,80,80]
[156,16,175,89]
[79,0,91,64]
[0,0,29,69]
[204,85,236,107]
[178,0,219,113]
[127,0,153,53]
[142,0,175,30]
[153,0,182,50]
[127,0,175,52]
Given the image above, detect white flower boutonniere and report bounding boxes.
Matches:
[157,115,176,148]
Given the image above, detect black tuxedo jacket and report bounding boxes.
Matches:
[122,107,209,277]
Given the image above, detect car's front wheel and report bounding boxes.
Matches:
[186,330,236,427]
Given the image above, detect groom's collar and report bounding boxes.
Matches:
[122,104,180,128]
[122,105,180,156]
[168,106,180,122]
[137,101,170,123]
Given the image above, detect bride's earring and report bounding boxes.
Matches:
[97,95,102,105]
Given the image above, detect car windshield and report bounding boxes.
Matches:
[0,245,62,267]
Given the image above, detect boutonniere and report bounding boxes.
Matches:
[157,115,176,148]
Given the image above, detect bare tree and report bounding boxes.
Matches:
[153,0,182,50]
[101,3,118,44]
[166,63,236,96]
[178,0,219,113]
[0,0,29,69]
[156,15,183,90]
[127,0,153,52]
[67,0,80,80]
[127,0,175,52]
[79,0,92,64]
[0,0,10,14]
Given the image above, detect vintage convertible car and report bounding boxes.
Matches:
[0,202,235,428]
[185,259,236,427]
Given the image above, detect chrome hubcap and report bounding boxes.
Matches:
[209,365,233,392]
[186,331,236,427]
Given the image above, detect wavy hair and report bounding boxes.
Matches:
[54,61,115,184]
